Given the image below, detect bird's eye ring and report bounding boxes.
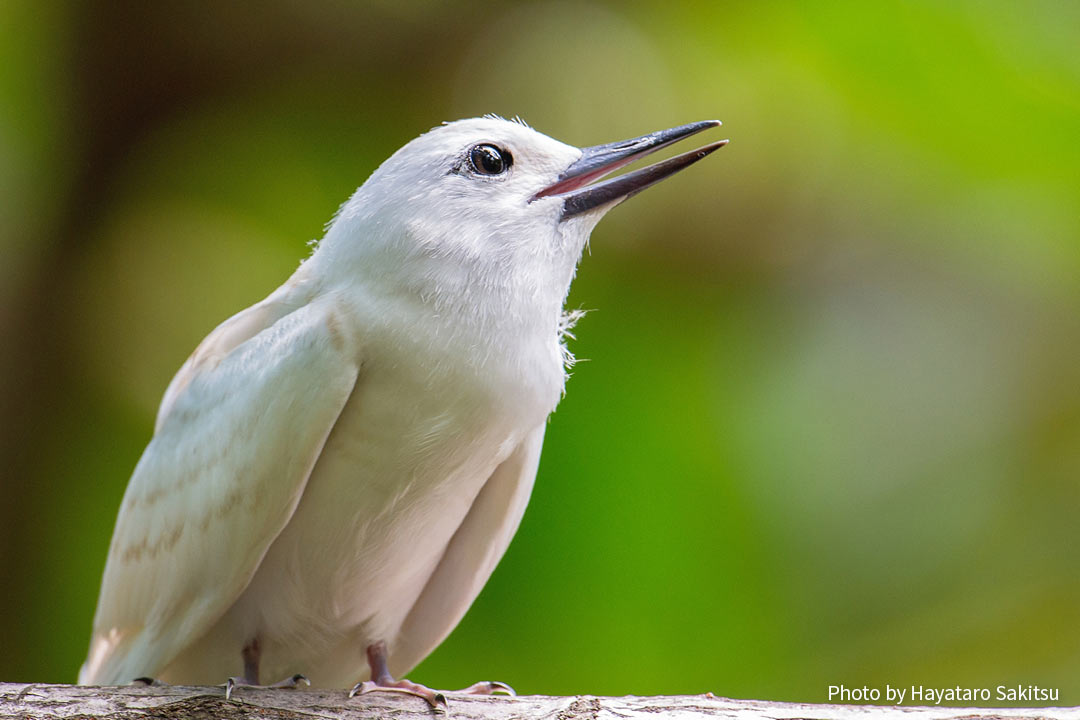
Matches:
[468,144,512,176]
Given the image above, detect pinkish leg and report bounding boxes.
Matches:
[348,641,515,709]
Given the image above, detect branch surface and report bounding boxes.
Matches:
[1,683,1077,720]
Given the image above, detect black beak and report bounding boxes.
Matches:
[533,120,727,220]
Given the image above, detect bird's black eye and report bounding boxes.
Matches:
[468,144,512,176]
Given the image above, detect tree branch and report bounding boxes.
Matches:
[1,683,1075,720]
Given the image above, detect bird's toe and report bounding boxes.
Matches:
[456,680,515,696]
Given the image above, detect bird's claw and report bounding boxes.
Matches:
[272,674,311,689]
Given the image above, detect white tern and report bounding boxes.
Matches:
[79,116,726,703]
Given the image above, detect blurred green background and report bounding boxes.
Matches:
[1,0,1078,706]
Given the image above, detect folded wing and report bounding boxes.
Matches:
[80,298,360,685]
[391,424,546,677]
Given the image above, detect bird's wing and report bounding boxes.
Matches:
[154,294,299,433]
[390,423,546,676]
[79,297,360,685]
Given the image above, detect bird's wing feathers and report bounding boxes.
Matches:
[391,423,546,676]
[154,296,299,433]
[80,298,360,685]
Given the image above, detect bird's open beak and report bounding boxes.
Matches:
[532,120,727,220]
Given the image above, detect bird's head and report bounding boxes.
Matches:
[316,116,725,319]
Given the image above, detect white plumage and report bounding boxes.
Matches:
[79,116,723,690]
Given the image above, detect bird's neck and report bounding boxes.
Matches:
[308,225,576,348]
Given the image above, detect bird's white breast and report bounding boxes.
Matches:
[159,290,565,686]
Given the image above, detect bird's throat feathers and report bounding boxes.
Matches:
[308,190,593,346]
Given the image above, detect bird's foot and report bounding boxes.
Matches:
[348,677,515,709]
[349,641,514,709]
[131,677,167,687]
[350,677,448,709]
[224,673,309,701]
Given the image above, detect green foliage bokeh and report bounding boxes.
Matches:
[1,0,1078,705]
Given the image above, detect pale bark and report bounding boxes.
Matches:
[0,683,1076,720]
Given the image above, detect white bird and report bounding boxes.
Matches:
[79,116,725,703]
